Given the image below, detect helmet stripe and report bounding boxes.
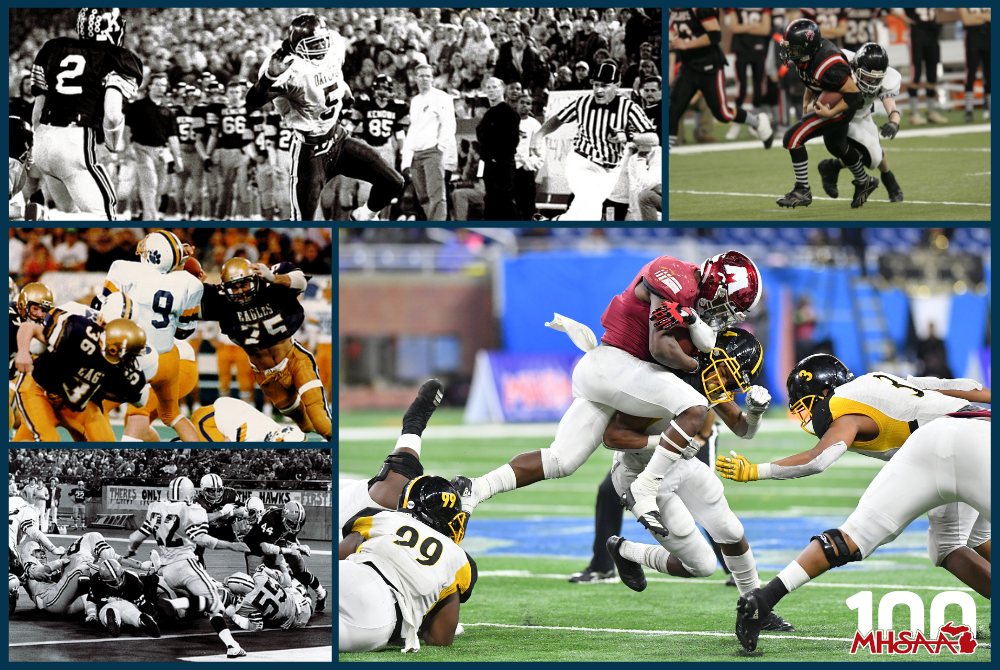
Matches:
[750,346,763,376]
[401,475,426,510]
[158,231,180,271]
[122,293,133,320]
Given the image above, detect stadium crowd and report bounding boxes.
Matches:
[9,449,333,489]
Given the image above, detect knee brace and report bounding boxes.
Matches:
[812,529,862,568]
[661,420,701,460]
[369,452,423,489]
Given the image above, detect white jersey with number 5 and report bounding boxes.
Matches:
[139,499,209,565]
[105,261,204,355]
[261,32,348,136]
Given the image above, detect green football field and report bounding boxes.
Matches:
[339,409,991,662]
[668,110,991,221]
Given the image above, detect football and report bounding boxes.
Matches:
[670,327,697,357]
[184,256,204,278]
[817,90,844,111]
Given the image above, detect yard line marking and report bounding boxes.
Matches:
[967,171,991,176]
[476,571,976,593]
[462,622,853,642]
[182,646,332,662]
[8,625,332,647]
[669,190,991,207]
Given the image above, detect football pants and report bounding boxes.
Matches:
[190,405,226,442]
[252,342,332,440]
[14,374,115,442]
[339,560,399,652]
[216,344,254,399]
[126,356,197,423]
[32,125,116,220]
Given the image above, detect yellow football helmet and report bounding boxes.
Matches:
[17,282,55,324]
[221,257,260,305]
[100,319,146,364]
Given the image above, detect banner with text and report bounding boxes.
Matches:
[103,486,331,511]
[464,350,581,423]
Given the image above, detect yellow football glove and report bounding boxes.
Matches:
[715,450,759,482]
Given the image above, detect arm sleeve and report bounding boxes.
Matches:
[905,376,983,391]
[627,101,655,133]
[763,441,849,480]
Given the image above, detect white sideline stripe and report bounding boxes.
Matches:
[181,646,332,662]
[967,171,991,176]
[669,189,991,207]
[476,571,976,593]
[463,622,852,642]
[670,124,991,154]
[340,417,803,441]
[47,535,332,556]
[8,625,333,647]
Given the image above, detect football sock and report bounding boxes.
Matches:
[217,625,237,646]
[776,560,812,593]
[744,111,760,129]
[758,575,790,612]
[987,94,991,112]
[471,463,517,504]
[668,135,677,150]
[121,436,142,442]
[394,433,421,457]
[722,548,761,596]
[882,170,899,189]
[620,539,671,574]
[792,160,809,188]
[928,93,938,113]
[965,93,974,113]
[640,444,681,483]
[909,90,919,116]
[847,158,868,182]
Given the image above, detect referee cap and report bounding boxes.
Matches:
[594,60,620,84]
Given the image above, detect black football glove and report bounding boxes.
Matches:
[880,121,899,140]
[650,302,698,330]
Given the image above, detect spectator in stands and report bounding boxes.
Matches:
[495,20,545,91]
[571,61,591,90]
[9,229,27,277]
[573,10,608,71]
[20,240,58,283]
[623,42,655,88]
[553,66,576,91]
[514,93,543,221]
[451,142,486,221]
[52,228,89,271]
[547,21,576,66]
[793,295,820,362]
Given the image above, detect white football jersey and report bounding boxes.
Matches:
[9,496,40,550]
[139,499,209,564]
[343,509,475,652]
[213,397,285,442]
[105,261,204,355]
[842,49,901,123]
[301,298,332,345]
[262,32,348,136]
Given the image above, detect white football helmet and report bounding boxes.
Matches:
[137,231,186,273]
[245,497,265,523]
[167,476,196,503]
[22,541,46,562]
[265,425,306,442]
[99,291,135,323]
[200,473,224,504]
[9,277,17,302]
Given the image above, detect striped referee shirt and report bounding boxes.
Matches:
[556,94,655,166]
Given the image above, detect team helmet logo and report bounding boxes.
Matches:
[147,250,161,266]
[799,370,813,380]
[804,29,815,40]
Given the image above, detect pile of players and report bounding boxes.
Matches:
[9,229,332,442]
[10,472,327,658]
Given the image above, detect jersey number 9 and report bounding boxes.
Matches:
[393,525,444,566]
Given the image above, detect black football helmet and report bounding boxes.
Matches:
[10,116,32,162]
[786,353,854,434]
[682,328,764,404]
[287,14,332,61]
[780,19,822,65]
[397,475,468,545]
[373,74,392,102]
[852,42,889,96]
[77,8,126,47]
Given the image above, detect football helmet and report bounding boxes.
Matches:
[780,18,822,65]
[245,497,265,524]
[99,291,135,323]
[77,8,126,47]
[852,42,889,96]
[787,353,854,434]
[100,319,146,365]
[97,557,125,589]
[200,474,224,504]
[373,74,392,102]
[77,480,85,488]
[137,230,186,273]
[225,572,256,597]
[22,541,46,563]
[686,328,763,404]
[9,277,17,302]
[10,116,33,163]
[697,251,762,330]
[264,426,306,442]
[288,14,332,61]
[220,258,260,305]
[282,501,306,533]
[16,282,55,324]
[397,475,468,545]
[167,476,197,503]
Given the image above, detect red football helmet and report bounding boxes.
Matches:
[696,251,762,330]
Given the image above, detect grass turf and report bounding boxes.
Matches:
[338,413,991,661]
[668,110,991,221]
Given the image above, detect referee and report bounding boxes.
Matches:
[530,60,655,221]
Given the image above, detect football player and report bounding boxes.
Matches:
[112,338,198,442]
[263,105,294,219]
[10,545,25,613]
[200,257,331,441]
[246,13,405,221]
[101,230,204,442]
[208,324,254,404]
[451,252,762,540]
[348,74,409,217]
[340,476,474,652]
[31,8,143,219]
[774,19,875,209]
[191,397,306,442]
[302,280,333,399]
[242,500,326,610]
[892,9,948,125]
[723,8,773,142]
[717,355,992,651]
[816,43,904,203]
[840,8,888,53]
[9,495,64,558]
[70,480,87,530]
[732,409,990,652]
[173,84,209,220]
[85,557,160,637]
[224,566,313,631]
[9,116,34,220]
[193,472,248,567]
[125,476,248,658]
[17,540,87,614]
[216,81,258,220]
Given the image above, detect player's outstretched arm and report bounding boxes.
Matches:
[602,412,662,450]
[421,592,460,647]
[15,321,46,373]
[246,48,292,109]
[339,532,363,559]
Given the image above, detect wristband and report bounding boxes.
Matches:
[744,410,761,426]
[756,463,772,480]
[646,434,660,449]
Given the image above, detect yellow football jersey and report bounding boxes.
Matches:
[813,372,970,460]
[139,500,209,564]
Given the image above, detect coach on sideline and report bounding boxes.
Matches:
[401,64,457,221]
[530,61,656,221]
[476,78,521,220]
[125,72,182,222]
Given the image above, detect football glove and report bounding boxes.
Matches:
[716,450,759,482]
[297,544,312,557]
[220,503,236,518]
[650,302,698,330]
[51,546,65,556]
[85,613,98,624]
[744,385,771,416]
[880,121,899,139]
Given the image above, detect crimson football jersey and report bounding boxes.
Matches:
[796,39,853,94]
[669,8,727,70]
[31,37,142,129]
[352,94,409,147]
[601,256,700,363]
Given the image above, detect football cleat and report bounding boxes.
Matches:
[167,476,197,503]
[349,206,378,222]
[776,185,812,208]
[282,500,307,534]
[606,536,646,592]
[449,475,480,516]
[139,612,161,638]
[402,379,444,436]
[315,584,327,612]
[735,588,770,652]
[200,474,224,504]
[761,611,796,632]
[910,112,927,126]
[623,485,669,538]
[264,425,306,442]
[927,111,948,124]
[725,124,742,141]
[568,567,618,584]
[757,114,774,150]
[105,606,121,637]
[817,159,841,198]
[227,645,247,659]
[850,174,879,209]
[220,258,260,305]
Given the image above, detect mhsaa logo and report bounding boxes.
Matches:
[846,590,979,655]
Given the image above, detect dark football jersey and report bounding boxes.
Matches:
[9,302,22,381]
[31,309,145,412]
[669,8,727,70]
[195,486,242,536]
[217,105,254,149]
[842,8,888,51]
[353,95,409,147]
[88,569,156,613]
[963,8,991,36]
[9,547,25,580]
[70,487,86,504]
[796,38,854,94]
[799,8,847,35]
[200,262,306,352]
[174,105,207,146]
[197,103,221,141]
[266,113,294,154]
[31,37,142,128]
[250,110,269,158]
[905,8,941,38]
[728,8,772,52]
[243,508,299,556]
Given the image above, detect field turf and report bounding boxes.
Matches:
[339,409,991,662]
[668,110,991,221]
